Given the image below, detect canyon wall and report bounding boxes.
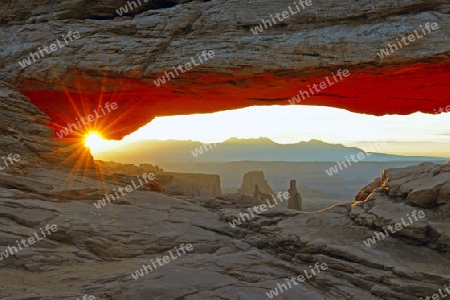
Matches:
[96,160,222,197]
[161,172,222,197]
[0,81,94,170]
[0,67,449,300]
[0,1,448,139]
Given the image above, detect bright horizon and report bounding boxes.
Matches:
[89,105,450,158]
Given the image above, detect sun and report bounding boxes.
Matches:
[84,132,107,151]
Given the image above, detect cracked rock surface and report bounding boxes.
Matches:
[1,0,449,140]
[0,86,447,298]
[0,46,449,300]
[1,161,450,299]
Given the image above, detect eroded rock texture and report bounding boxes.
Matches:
[238,170,274,196]
[0,80,449,300]
[0,0,449,139]
[1,2,450,299]
[96,160,222,197]
[288,179,302,211]
[0,81,94,171]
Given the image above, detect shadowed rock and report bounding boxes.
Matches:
[0,107,448,299]
[253,184,261,200]
[238,171,274,196]
[1,1,449,139]
[288,180,302,211]
[1,32,450,300]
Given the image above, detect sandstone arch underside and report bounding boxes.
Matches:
[1,0,449,140]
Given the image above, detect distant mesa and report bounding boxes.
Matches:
[160,172,221,197]
[89,138,448,163]
[238,171,274,196]
[238,171,303,211]
[95,160,221,197]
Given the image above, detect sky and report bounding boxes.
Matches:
[88,105,450,157]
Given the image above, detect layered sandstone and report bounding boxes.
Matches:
[0,88,449,299]
[352,162,450,252]
[0,81,94,171]
[0,1,448,139]
[237,171,274,196]
[161,172,222,197]
[96,160,221,197]
[0,2,449,299]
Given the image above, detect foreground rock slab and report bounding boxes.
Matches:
[0,160,449,299]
